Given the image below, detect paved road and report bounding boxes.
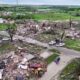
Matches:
[50,46,80,57]
[14,35,49,48]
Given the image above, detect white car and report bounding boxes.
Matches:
[56,42,65,47]
[49,41,56,45]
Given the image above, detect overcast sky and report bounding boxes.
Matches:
[0,0,80,5]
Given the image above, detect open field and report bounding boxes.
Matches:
[34,12,71,20]
[1,12,80,20]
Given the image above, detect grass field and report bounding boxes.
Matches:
[33,12,80,20]
[1,11,80,20]
[34,12,71,20]
[65,39,80,51]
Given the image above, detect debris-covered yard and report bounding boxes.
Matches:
[0,48,47,80]
[34,33,56,43]
[0,19,80,80]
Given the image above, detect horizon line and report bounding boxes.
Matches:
[0,3,80,6]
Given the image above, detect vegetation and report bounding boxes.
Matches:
[0,23,16,31]
[0,43,16,54]
[0,6,36,12]
[0,6,80,20]
[0,24,8,31]
[6,24,16,42]
[33,12,71,20]
[60,58,80,80]
[46,49,59,64]
[65,39,80,51]
[46,53,59,64]
[46,49,60,65]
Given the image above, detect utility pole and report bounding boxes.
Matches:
[15,0,19,12]
[16,0,18,6]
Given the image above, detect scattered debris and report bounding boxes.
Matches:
[0,48,47,80]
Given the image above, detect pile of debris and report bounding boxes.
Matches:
[65,27,80,39]
[0,48,47,80]
[16,20,61,37]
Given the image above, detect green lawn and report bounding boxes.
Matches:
[0,23,16,31]
[46,53,59,64]
[60,59,80,80]
[65,39,80,51]
[46,49,59,64]
[33,12,80,20]
[0,24,9,31]
[34,12,71,20]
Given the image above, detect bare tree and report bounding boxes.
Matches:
[69,16,72,28]
[6,25,16,42]
[61,31,65,41]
